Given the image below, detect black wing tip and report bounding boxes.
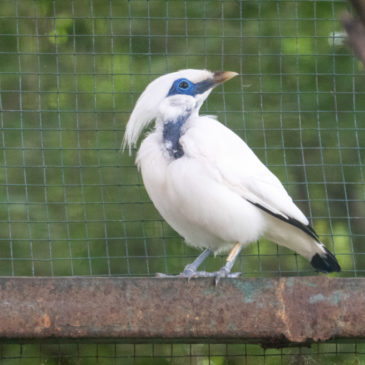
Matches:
[246,200,320,242]
[310,247,341,273]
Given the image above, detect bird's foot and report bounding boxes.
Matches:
[214,267,241,285]
[156,264,241,285]
[182,265,241,284]
[155,267,213,279]
[156,263,208,279]
[181,263,205,278]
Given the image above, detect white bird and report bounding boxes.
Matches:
[123,69,341,283]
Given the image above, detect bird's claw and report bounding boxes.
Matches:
[214,268,241,285]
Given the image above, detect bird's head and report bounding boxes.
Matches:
[122,69,238,154]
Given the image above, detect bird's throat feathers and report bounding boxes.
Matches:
[162,113,190,160]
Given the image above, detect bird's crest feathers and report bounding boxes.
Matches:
[122,69,214,155]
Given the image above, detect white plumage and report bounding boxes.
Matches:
[123,69,340,283]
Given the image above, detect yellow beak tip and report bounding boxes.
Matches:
[213,71,239,84]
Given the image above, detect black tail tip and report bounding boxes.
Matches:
[310,247,341,273]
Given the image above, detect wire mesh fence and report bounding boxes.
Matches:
[2,342,365,365]
[1,0,364,279]
[0,0,364,363]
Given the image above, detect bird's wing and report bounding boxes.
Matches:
[181,116,309,226]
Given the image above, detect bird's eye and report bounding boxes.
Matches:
[179,81,189,89]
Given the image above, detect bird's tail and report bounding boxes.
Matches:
[262,215,341,273]
[310,245,341,273]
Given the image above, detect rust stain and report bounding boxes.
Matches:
[34,314,51,334]
[276,278,293,341]
[43,314,51,328]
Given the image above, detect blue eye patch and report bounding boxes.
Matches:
[167,78,215,97]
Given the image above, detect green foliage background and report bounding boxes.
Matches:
[0,0,364,364]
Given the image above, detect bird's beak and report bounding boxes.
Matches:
[193,71,238,95]
[213,71,239,85]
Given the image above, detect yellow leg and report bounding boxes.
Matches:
[227,242,243,263]
[214,242,243,285]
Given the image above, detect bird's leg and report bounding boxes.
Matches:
[181,248,213,277]
[156,248,212,278]
[156,243,243,283]
[214,242,243,285]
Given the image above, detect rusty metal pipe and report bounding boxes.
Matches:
[0,277,364,346]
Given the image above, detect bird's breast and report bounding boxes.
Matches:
[136,131,265,252]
